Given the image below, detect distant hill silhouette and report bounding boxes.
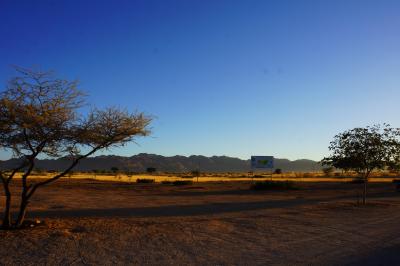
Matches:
[0,153,322,173]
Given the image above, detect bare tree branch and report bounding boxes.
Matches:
[0,67,152,228]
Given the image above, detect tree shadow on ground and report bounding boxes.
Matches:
[347,243,400,266]
[28,198,310,219]
[26,191,399,219]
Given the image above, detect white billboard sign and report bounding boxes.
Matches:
[251,156,274,169]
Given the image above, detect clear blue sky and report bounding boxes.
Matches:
[1,0,400,161]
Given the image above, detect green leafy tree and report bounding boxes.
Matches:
[0,67,152,229]
[322,124,400,204]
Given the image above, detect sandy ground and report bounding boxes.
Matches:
[1,180,400,265]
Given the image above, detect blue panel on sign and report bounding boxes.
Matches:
[251,156,274,169]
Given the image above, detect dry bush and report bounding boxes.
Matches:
[251,181,298,190]
[136,178,155,183]
[172,180,193,186]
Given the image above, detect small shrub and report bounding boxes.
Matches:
[31,168,47,176]
[274,169,282,174]
[191,170,200,176]
[191,170,201,182]
[294,172,304,178]
[393,180,400,192]
[136,178,155,183]
[172,180,193,186]
[322,167,334,176]
[111,167,119,173]
[250,181,297,190]
[161,180,173,184]
[348,178,365,184]
[146,167,157,174]
[389,169,400,175]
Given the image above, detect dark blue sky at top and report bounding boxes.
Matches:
[1,0,400,160]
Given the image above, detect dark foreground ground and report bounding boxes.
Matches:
[1,179,400,265]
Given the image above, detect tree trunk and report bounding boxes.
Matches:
[362,178,368,205]
[15,195,29,228]
[1,185,12,229]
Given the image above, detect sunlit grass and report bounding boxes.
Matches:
[12,171,400,183]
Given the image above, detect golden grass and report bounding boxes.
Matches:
[11,171,400,183]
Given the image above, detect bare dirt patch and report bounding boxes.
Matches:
[1,180,400,265]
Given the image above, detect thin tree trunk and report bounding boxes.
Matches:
[1,158,31,229]
[2,147,102,230]
[15,196,29,228]
[16,180,30,228]
[2,184,12,229]
[362,178,368,205]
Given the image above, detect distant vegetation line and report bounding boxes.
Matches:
[0,153,322,173]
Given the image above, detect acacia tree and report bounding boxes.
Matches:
[322,124,400,205]
[191,170,200,182]
[0,68,152,229]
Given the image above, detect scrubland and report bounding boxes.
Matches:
[17,170,400,183]
[1,177,400,265]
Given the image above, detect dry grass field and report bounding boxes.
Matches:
[1,178,400,265]
[17,171,400,183]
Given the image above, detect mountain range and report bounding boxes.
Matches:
[0,153,322,173]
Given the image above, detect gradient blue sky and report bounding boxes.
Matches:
[1,0,400,161]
